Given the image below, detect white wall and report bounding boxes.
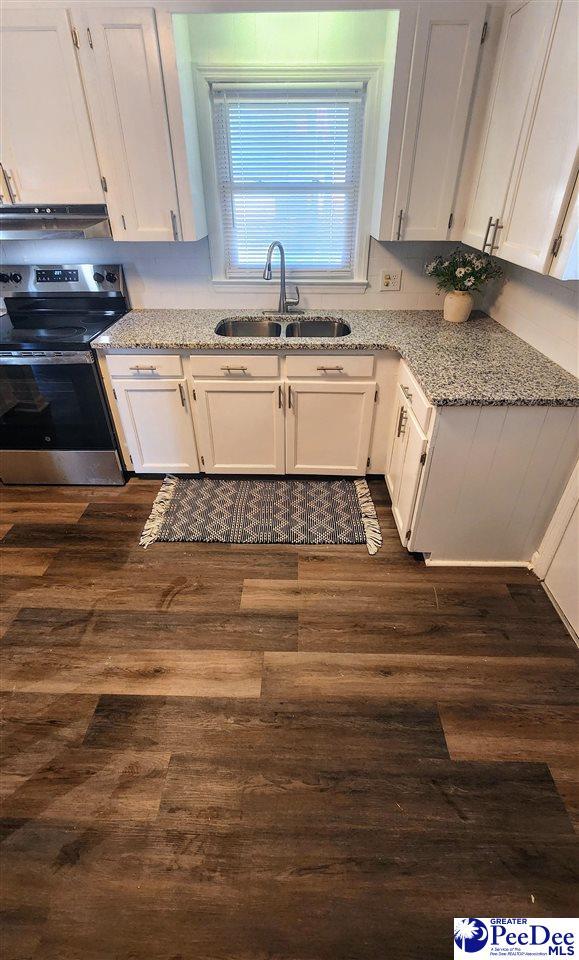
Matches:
[0,236,455,312]
[481,262,579,378]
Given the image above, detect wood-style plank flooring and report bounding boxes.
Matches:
[1,478,578,960]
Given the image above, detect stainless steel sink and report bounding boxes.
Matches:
[215,317,282,337]
[285,319,351,338]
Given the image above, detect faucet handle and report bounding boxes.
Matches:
[285,283,303,313]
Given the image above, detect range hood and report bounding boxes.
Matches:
[0,204,112,240]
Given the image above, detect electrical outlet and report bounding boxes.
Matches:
[380,269,401,291]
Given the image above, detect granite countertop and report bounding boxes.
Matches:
[92,308,579,407]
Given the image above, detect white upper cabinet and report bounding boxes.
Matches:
[497,0,578,272]
[0,8,102,204]
[75,7,180,241]
[549,169,579,281]
[391,1,486,241]
[462,0,561,252]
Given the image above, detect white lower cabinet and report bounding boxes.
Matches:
[286,381,376,476]
[193,380,285,474]
[386,384,428,541]
[113,378,199,473]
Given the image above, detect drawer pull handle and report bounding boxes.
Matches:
[397,406,407,437]
[178,383,186,408]
[401,385,413,401]
[288,385,292,409]
[221,365,248,373]
[278,384,283,409]
[316,365,344,372]
[130,365,157,372]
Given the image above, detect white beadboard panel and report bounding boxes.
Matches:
[413,405,579,563]
[516,408,579,560]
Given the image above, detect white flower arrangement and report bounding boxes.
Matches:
[425,248,502,293]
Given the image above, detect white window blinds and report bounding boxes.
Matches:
[211,83,366,277]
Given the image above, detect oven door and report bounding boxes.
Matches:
[0,351,115,451]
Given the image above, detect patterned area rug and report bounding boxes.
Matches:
[140,476,382,554]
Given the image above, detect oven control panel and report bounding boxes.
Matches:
[36,269,79,283]
[0,264,124,295]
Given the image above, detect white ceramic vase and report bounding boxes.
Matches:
[443,290,474,324]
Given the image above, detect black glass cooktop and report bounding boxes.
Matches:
[0,296,127,352]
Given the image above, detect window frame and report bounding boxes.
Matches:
[194,65,383,287]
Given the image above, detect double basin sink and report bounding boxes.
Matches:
[215,316,351,339]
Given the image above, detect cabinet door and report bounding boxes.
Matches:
[286,381,375,476]
[549,169,578,281]
[497,1,578,272]
[393,1,486,240]
[385,385,408,502]
[114,379,198,473]
[193,380,285,474]
[386,386,427,543]
[76,8,179,241]
[0,9,102,204]
[463,0,559,250]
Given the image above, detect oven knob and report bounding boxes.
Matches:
[105,271,118,283]
[9,273,22,283]
[0,273,9,283]
[93,272,105,283]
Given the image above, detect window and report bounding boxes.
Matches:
[211,83,366,278]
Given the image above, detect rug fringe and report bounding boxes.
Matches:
[354,478,383,555]
[139,475,178,548]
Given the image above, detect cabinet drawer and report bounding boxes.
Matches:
[398,361,432,433]
[190,355,279,378]
[107,354,183,378]
[286,354,374,378]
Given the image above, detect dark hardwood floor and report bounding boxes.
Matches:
[1,477,578,960]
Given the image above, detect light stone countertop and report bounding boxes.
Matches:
[92,307,579,407]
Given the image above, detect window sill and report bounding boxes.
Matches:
[210,279,369,294]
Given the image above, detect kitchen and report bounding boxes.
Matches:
[1,3,578,958]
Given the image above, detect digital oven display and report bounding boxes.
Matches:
[36,269,79,283]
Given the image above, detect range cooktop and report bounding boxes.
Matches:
[0,264,128,352]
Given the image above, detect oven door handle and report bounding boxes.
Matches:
[0,352,95,365]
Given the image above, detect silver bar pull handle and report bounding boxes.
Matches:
[489,218,501,253]
[316,365,344,372]
[396,208,404,240]
[482,215,494,251]
[130,364,157,372]
[396,406,407,437]
[170,209,179,241]
[178,383,186,408]
[221,365,248,373]
[3,167,17,203]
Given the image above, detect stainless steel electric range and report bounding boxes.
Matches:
[0,264,127,485]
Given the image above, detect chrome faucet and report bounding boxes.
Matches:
[262,241,303,314]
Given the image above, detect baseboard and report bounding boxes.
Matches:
[424,558,532,568]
